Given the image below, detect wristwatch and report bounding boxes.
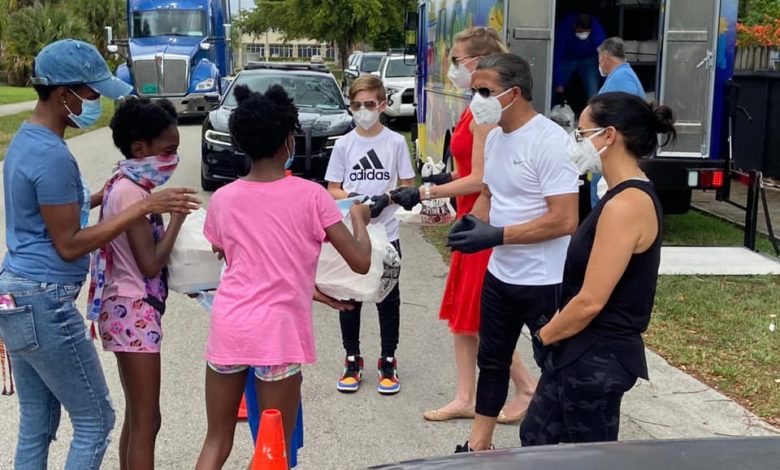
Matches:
[532,331,546,349]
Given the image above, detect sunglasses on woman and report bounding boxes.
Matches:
[349,100,381,112]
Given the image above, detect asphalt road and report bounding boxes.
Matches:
[0,123,776,469]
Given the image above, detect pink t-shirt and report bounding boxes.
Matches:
[103,178,150,299]
[203,177,343,366]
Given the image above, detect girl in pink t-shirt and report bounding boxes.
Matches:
[87,97,188,469]
[196,85,372,468]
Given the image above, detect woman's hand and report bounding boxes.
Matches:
[313,288,355,311]
[144,188,201,215]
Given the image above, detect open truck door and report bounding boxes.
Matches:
[657,0,720,158]
[506,1,556,114]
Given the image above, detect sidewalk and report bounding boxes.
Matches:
[0,100,36,117]
[692,182,780,238]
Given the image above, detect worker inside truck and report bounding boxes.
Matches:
[553,0,661,114]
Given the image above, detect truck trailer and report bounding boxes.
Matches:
[408,0,740,214]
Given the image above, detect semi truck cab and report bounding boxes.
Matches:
[108,0,232,117]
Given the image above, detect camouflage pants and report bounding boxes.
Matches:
[519,343,638,446]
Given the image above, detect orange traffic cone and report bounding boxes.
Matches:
[237,394,248,420]
[250,409,287,470]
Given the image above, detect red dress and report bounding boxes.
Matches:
[438,108,492,334]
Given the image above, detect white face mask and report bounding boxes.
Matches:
[353,108,380,131]
[448,64,474,90]
[576,31,591,41]
[469,88,515,125]
[569,128,608,174]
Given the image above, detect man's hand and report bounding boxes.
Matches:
[369,194,391,218]
[390,186,421,210]
[314,288,355,311]
[446,215,504,254]
[421,172,453,186]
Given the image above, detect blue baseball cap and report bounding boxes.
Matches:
[30,39,133,100]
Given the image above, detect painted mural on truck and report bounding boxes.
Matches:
[419,0,504,165]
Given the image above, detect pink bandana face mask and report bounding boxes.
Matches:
[116,153,180,190]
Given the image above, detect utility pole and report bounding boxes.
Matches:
[237,0,243,67]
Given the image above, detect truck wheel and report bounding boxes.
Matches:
[658,189,692,215]
[201,172,220,192]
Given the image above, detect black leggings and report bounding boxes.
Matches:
[339,240,401,359]
[520,343,638,445]
[475,272,560,417]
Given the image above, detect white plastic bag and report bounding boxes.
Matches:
[548,103,576,133]
[395,157,456,226]
[316,219,400,303]
[167,209,223,294]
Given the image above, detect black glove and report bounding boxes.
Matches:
[390,186,421,210]
[421,172,453,186]
[446,215,504,254]
[369,194,391,218]
[347,192,369,203]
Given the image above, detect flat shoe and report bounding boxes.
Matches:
[497,408,526,425]
[423,408,476,422]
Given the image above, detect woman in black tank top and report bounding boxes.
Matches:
[520,92,677,446]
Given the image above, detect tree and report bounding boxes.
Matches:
[2,3,89,85]
[68,0,127,56]
[740,0,780,25]
[239,0,409,70]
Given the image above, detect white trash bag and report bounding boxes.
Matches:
[316,218,400,303]
[167,209,223,294]
[548,103,576,133]
[395,157,456,226]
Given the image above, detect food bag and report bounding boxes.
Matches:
[167,209,223,294]
[548,102,576,133]
[395,157,455,226]
[316,219,400,303]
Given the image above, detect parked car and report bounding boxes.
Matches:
[377,54,416,120]
[342,51,386,93]
[201,62,354,191]
[369,437,780,469]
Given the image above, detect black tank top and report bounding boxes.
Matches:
[554,179,663,379]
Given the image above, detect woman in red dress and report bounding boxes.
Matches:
[392,27,537,423]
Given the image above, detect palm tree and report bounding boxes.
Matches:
[3,3,89,85]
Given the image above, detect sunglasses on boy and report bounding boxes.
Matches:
[349,100,383,112]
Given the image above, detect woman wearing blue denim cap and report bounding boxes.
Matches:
[0,39,200,470]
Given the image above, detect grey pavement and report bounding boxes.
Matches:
[0,124,777,469]
[0,101,37,118]
[692,182,780,239]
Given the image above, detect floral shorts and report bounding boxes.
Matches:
[207,362,302,382]
[97,296,163,353]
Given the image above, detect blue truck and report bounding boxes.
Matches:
[106,0,233,117]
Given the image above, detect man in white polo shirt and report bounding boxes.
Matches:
[448,53,580,452]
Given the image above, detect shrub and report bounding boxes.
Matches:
[737,18,780,47]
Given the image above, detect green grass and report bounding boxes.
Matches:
[0,86,38,105]
[647,276,779,426]
[0,98,115,160]
[419,211,780,426]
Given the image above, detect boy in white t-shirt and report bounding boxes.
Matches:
[325,75,416,395]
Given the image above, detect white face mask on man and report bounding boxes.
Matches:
[569,128,608,173]
[469,87,515,125]
[576,31,591,41]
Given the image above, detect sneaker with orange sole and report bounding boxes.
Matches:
[336,355,363,393]
[377,357,400,395]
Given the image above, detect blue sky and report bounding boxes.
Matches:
[229,0,255,17]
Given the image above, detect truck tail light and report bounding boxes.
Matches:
[688,169,725,189]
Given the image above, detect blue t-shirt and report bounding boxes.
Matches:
[599,63,646,99]
[3,122,89,282]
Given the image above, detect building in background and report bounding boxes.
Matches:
[236,32,336,67]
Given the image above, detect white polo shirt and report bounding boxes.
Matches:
[483,114,580,286]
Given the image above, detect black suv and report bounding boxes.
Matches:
[201,62,354,191]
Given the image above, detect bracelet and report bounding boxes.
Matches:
[423,185,432,200]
